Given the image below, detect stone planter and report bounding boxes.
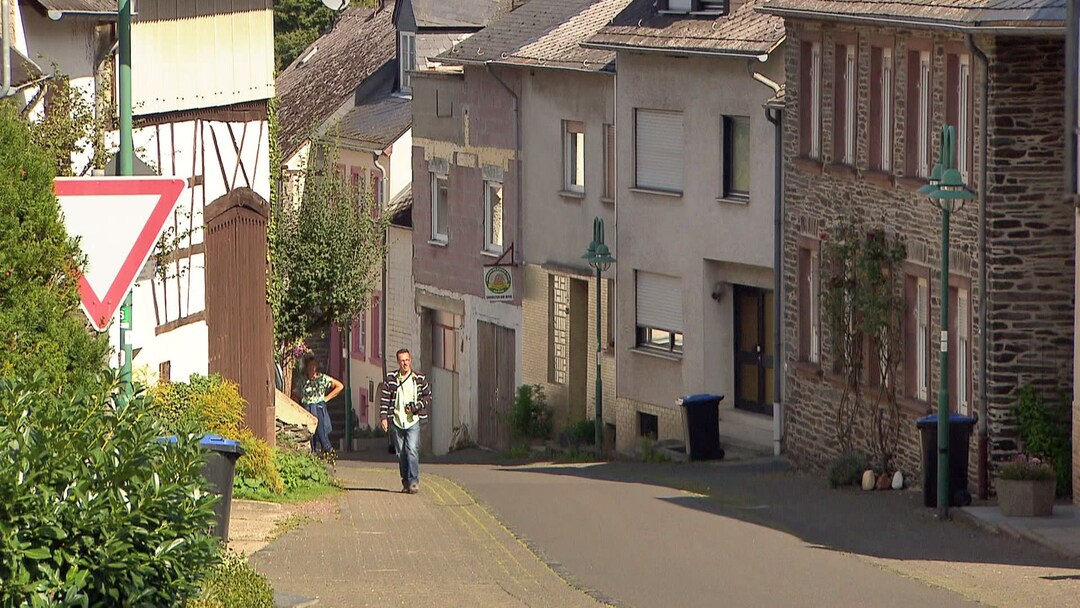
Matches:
[997,478,1055,517]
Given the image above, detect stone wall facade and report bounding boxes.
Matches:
[614,396,684,455]
[781,21,1072,488]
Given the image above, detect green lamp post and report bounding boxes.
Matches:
[582,217,615,451]
[921,125,975,520]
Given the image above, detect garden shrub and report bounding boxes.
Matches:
[828,452,870,488]
[190,550,274,608]
[152,375,282,495]
[559,418,596,448]
[1014,385,1072,497]
[0,100,109,390]
[0,373,219,605]
[507,384,553,443]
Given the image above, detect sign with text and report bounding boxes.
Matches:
[483,266,513,301]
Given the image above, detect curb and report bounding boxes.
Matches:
[955,507,1080,560]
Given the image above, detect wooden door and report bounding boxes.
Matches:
[734,286,775,416]
[477,321,515,449]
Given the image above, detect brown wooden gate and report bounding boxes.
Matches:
[477,321,514,449]
[205,188,275,444]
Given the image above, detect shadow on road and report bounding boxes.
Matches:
[341,442,1080,572]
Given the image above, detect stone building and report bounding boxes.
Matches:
[759,0,1073,495]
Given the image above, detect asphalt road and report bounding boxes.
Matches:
[416,457,1080,608]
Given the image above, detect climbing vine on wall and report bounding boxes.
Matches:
[821,221,907,471]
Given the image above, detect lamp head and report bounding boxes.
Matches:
[929,168,975,209]
[917,163,943,195]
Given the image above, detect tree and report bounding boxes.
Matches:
[0,101,110,389]
[268,135,390,368]
[273,0,335,72]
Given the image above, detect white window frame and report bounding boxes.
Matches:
[917,50,931,178]
[916,277,929,401]
[843,45,856,166]
[880,47,894,172]
[635,271,684,355]
[810,42,822,159]
[957,288,970,416]
[957,54,972,183]
[563,120,585,194]
[430,172,448,243]
[399,32,417,93]
[483,180,503,254]
[722,115,751,200]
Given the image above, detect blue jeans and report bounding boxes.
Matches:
[306,401,333,453]
[393,423,420,486]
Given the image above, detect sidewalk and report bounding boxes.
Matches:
[249,464,608,608]
[960,503,1080,559]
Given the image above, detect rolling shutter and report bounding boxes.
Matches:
[635,109,684,193]
[635,271,683,333]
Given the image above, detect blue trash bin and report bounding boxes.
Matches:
[915,414,976,508]
[677,394,725,461]
[198,434,245,542]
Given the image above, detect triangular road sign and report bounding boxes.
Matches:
[54,177,186,331]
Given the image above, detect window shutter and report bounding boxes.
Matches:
[635,272,683,333]
[635,109,684,192]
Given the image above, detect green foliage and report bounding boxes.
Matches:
[269,137,390,361]
[507,384,554,443]
[820,221,906,464]
[22,71,114,176]
[0,100,110,390]
[828,452,870,488]
[151,375,282,495]
[233,448,336,502]
[190,550,274,608]
[638,437,670,463]
[559,418,597,448]
[0,373,219,605]
[1013,385,1072,497]
[998,453,1057,482]
[273,0,335,72]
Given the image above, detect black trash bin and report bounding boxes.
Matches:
[677,394,725,461]
[916,414,976,508]
[199,434,245,542]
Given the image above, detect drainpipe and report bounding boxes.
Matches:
[485,62,522,265]
[2,0,12,98]
[375,152,389,389]
[749,59,784,456]
[1068,0,1078,198]
[966,34,991,500]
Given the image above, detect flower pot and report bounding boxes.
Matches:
[997,478,1055,517]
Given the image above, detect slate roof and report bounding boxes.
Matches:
[585,0,785,56]
[386,184,413,227]
[410,0,515,28]
[440,0,633,72]
[756,0,1066,31]
[276,4,396,161]
[336,64,413,152]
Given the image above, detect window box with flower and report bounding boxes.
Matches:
[997,454,1056,517]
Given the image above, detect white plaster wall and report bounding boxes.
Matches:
[388,128,412,201]
[614,50,784,408]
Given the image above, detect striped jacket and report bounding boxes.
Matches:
[380,370,432,421]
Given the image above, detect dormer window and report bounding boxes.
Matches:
[399,32,416,93]
[658,0,727,14]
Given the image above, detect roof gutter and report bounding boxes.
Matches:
[580,40,771,61]
[444,55,615,75]
[756,7,1065,37]
[46,10,119,21]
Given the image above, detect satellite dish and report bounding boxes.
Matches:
[321,0,350,11]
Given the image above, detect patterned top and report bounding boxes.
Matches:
[300,373,332,405]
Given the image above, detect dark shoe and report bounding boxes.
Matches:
[408,483,419,494]
[401,481,410,494]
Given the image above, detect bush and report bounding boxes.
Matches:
[559,418,596,448]
[0,100,109,389]
[275,449,332,491]
[1014,385,1072,497]
[507,384,553,443]
[0,373,219,605]
[828,452,870,488]
[190,550,274,608]
[152,374,282,495]
[999,454,1056,482]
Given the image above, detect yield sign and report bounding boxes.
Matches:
[54,177,186,331]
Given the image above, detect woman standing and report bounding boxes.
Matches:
[300,354,344,454]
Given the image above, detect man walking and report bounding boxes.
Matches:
[380,349,432,494]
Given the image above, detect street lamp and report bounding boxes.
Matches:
[582,217,615,451]
[922,125,975,520]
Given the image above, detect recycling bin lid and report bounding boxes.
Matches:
[677,393,725,407]
[916,413,977,428]
[199,434,245,454]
